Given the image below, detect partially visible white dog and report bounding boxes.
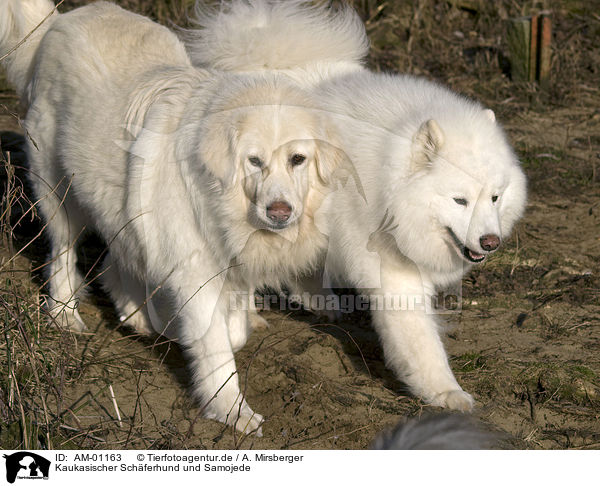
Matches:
[190,0,527,411]
[0,0,346,434]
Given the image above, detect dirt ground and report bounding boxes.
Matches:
[0,0,599,450]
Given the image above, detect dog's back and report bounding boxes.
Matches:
[0,0,57,99]
[35,2,190,91]
[1,1,192,110]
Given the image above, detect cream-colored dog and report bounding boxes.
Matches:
[0,0,344,434]
[189,0,527,412]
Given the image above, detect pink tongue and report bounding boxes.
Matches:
[469,249,484,260]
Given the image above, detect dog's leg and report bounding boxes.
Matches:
[247,287,269,331]
[290,273,341,322]
[24,127,87,331]
[370,265,474,411]
[100,255,153,335]
[39,198,87,332]
[173,276,263,435]
[227,307,252,353]
[248,309,269,331]
[185,319,264,435]
[225,285,251,352]
[227,287,271,351]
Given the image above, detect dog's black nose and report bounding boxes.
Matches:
[267,201,292,223]
[480,234,500,251]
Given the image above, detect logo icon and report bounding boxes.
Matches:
[3,452,51,483]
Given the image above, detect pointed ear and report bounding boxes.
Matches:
[411,119,445,173]
[196,115,239,187]
[484,109,496,123]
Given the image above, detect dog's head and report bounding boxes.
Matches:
[388,109,527,277]
[197,78,346,232]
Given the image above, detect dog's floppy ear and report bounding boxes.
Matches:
[314,139,346,186]
[196,113,239,187]
[411,119,445,173]
[314,134,367,201]
[314,123,352,186]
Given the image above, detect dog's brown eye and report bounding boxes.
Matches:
[453,197,468,206]
[248,156,264,168]
[492,195,498,203]
[290,153,306,166]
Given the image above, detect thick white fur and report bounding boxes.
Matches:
[0,1,345,434]
[189,0,527,411]
[0,0,56,99]
[312,75,526,409]
[186,0,369,86]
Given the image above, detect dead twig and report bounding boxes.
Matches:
[0,0,65,64]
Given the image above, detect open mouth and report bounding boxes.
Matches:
[446,227,487,264]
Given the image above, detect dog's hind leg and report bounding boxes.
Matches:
[24,108,88,331]
[36,186,87,332]
[100,255,153,336]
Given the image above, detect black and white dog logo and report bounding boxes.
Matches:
[3,452,51,483]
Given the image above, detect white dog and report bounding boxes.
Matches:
[0,0,346,434]
[189,0,527,411]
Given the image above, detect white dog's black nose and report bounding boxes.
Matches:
[480,234,500,251]
[267,201,292,223]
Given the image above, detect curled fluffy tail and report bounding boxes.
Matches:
[0,0,57,98]
[185,0,369,72]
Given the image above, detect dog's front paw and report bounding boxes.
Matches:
[229,408,264,437]
[207,399,264,436]
[48,303,88,332]
[248,311,269,331]
[119,311,154,336]
[430,389,474,412]
[211,401,264,437]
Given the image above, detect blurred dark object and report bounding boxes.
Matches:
[372,412,496,450]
